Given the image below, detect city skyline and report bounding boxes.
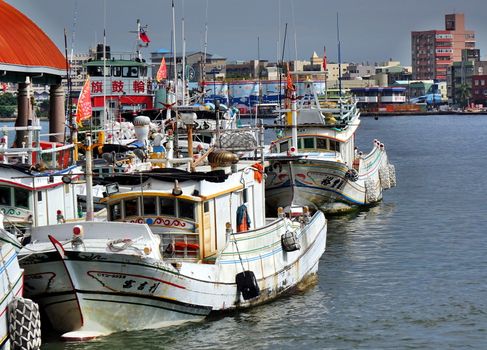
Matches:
[5,0,487,65]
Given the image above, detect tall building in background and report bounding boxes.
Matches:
[411,13,475,81]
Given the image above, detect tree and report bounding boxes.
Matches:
[457,83,471,109]
[0,92,17,118]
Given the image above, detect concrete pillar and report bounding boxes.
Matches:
[14,82,30,147]
[49,84,65,143]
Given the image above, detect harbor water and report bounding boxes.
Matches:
[36,115,487,349]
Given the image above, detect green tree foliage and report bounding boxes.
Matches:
[457,84,471,109]
[0,92,17,117]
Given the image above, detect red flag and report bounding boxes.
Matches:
[75,76,92,126]
[286,62,294,91]
[139,28,150,44]
[322,46,327,72]
[156,57,167,82]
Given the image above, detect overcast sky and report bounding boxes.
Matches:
[6,0,487,65]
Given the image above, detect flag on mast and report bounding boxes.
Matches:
[286,62,294,91]
[322,46,327,72]
[139,28,151,43]
[156,56,167,82]
[75,76,92,126]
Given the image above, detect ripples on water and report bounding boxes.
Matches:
[42,115,487,349]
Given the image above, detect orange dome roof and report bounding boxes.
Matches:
[0,1,65,75]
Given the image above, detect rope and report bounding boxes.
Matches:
[0,247,12,289]
[231,231,246,273]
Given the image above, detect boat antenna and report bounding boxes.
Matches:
[278,23,288,109]
[291,0,298,61]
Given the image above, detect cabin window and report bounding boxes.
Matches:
[124,198,139,217]
[178,200,195,220]
[329,140,340,152]
[142,196,157,215]
[303,138,315,149]
[160,197,175,216]
[110,202,122,220]
[87,66,104,77]
[112,66,122,77]
[14,188,29,209]
[280,140,289,153]
[122,66,139,78]
[297,139,303,149]
[37,191,43,201]
[203,201,210,213]
[0,186,11,206]
[316,138,327,150]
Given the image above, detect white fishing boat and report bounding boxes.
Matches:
[19,133,327,339]
[0,125,83,235]
[265,75,396,214]
[0,216,41,349]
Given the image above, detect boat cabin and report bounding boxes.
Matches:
[104,165,265,263]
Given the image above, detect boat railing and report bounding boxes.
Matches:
[0,125,75,169]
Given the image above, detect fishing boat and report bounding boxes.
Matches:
[0,216,41,349]
[265,74,396,214]
[19,126,327,339]
[0,125,82,235]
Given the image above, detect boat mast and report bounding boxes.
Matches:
[181,0,186,105]
[278,23,288,110]
[172,0,178,104]
[85,134,94,221]
[337,12,343,118]
[202,0,208,89]
[103,0,107,130]
[256,36,261,126]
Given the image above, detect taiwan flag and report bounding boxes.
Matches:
[75,77,92,126]
[139,28,151,44]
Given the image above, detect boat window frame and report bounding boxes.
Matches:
[14,187,29,209]
[109,201,122,221]
[122,66,139,78]
[279,139,289,153]
[123,197,140,218]
[142,196,158,216]
[316,137,328,150]
[303,137,315,149]
[159,196,176,217]
[178,199,196,221]
[0,186,12,206]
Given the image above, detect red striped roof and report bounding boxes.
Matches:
[0,1,65,72]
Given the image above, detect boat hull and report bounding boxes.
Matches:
[20,213,327,337]
[266,146,391,214]
[0,244,24,349]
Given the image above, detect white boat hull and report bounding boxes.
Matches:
[0,244,24,348]
[266,146,392,213]
[20,213,327,337]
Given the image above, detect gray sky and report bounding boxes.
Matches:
[6,0,487,65]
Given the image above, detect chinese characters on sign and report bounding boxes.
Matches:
[89,79,149,95]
